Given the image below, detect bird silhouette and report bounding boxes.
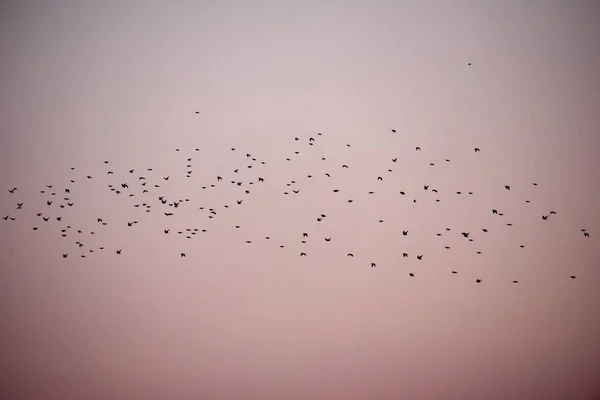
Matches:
[417,255,423,260]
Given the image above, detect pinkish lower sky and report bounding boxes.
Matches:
[1,1,599,399]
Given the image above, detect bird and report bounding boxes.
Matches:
[505,185,511,190]
[370,263,376,268]
[403,253,407,258]
[62,254,68,258]
[542,215,548,220]
[476,279,482,283]
[300,252,306,256]
[474,148,480,152]
[417,255,423,260]
[116,249,122,254]
[392,158,397,162]
[325,238,331,242]
[462,233,469,237]
[409,273,414,277]
[8,188,17,193]
[402,231,408,236]
[391,129,396,133]
[180,253,186,257]
[583,232,590,237]
[570,276,576,279]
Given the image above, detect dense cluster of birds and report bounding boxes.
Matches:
[1,125,591,283]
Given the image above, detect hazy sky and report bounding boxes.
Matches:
[1,1,600,399]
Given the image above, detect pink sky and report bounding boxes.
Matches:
[1,1,599,399]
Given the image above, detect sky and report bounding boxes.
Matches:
[1,1,599,399]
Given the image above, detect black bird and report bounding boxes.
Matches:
[505,185,511,190]
[181,253,186,257]
[8,188,17,193]
[62,254,68,258]
[325,238,331,242]
[476,279,482,283]
[492,209,498,215]
[165,212,173,216]
[163,176,169,180]
[513,281,518,284]
[347,253,354,257]
[391,129,396,133]
[370,263,376,268]
[474,148,480,152]
[237,200,242,204]
[424,185,429,190]
[542,215,548,220]
[300,252,306,256]
[303,233,308,238]
[570,276,576,279]
[402,231,408,236]
[451,271,457,274]
[2,215,8,220]
[583,232,590,237]
[377,177,383,181]
[409,273,414,277]
[549,211,557,215]
[342,165,348,168]
[417,255,423,260]
[403,253,407,258]
[116,250,121,254]
[43,217,49,222]
[400,191,405,195]
[462,233,469,238]
[293,190,299,194]
[392,158,397,162]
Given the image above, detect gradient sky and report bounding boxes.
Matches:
[1,1,600,399]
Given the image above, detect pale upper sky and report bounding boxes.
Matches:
[1,1,599,399]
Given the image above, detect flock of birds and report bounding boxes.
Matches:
[2,125,592,283]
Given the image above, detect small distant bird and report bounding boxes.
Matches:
[451,271,457,274]
[505,185,511,190]
[462,233,469,237]
[403,253,407,258]
[392,158,397,162]
[513,281,518,284]
[416,147,421,151]
[570,276,576,279]
[300,252,306,256]
[583,232,590,237]
[391,129,396,133]
[542,215,548,220]
[402,231,408,236]
[409,273,414,277]
[476,279,482,283]
[325,238,331,242]
[474,148,480,152]
[424,185,429,190]
[347,253,354,257]
[417,255,423,260]
[370,263,376,268]
[180,253,186,257]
